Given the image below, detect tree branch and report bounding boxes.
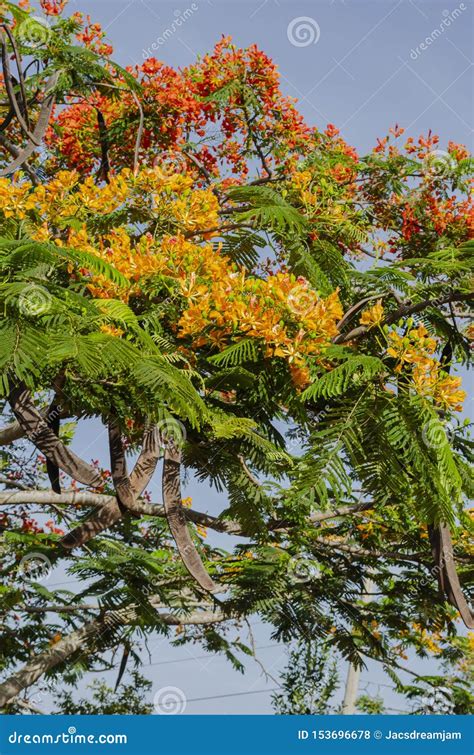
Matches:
[0,407,69,447]
[0,132,40,185]
[0,490,403,540]
[0,601,226,708]
[130,91,143,177]
[334,293,474,344]
[0,31,38,145]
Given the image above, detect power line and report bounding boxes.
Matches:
[360,677,397,691]
[144,643,282,668]
[155,687,280,708]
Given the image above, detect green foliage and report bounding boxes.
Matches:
[272,638,339,715]
[56,671,153,715]
[302,356,385,400]
[0,1,472,714]
[226,186,308,234]
[356,694,386,714]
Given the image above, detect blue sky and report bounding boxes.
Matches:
[33,0,474,714]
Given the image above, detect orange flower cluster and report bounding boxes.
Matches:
[40,0,66,15]
[73,12,113,56]
[88,231,343,386]
[410,623,443,655]
[175,250,343,381]
[0,169,342,386]
[0,167,219,242]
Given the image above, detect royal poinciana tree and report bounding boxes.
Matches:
[0,0,473,713]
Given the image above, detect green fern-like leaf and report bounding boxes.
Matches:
[208,339,260,367]
[302,356,385,400]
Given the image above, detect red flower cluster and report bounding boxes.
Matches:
[46,36,315,181]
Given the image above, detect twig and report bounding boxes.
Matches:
[245,618,281,686]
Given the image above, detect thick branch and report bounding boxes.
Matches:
[96,108,110,183]
[0,602,226,708]
[335,293,474,344]
[0,490,399,537]
[130,91,144,176]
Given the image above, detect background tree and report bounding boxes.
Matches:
[355,694,386,715]
[56,671,154,715]
[272,638,339,715]
[0,0,472,714]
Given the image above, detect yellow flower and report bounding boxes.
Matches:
[385,325,465,411]
[359,299,384,328]
[0,169,349,383]
[100,324,124,338]
[433,374,466,412]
